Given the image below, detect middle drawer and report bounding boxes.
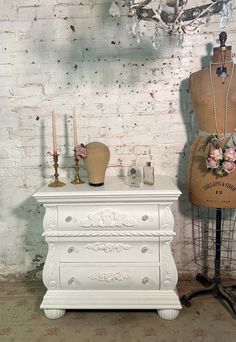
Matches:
[59,241,159,263]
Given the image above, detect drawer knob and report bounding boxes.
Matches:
[68,277,75,285]
[142,277,149,285]
[65,216,72,222]
[68,246,75,253]
[142,215,149,221]
[141,246,148,253]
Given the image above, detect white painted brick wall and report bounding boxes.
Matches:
[0,0,235,280]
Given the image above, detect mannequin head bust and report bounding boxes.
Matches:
[212,31,232,64]
[84,141,110,186]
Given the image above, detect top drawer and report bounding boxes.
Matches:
[58,204,159,231]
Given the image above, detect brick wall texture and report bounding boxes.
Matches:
[0,0,236,279]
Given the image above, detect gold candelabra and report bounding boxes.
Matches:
[71,149,84,185]
[48,154,65,187]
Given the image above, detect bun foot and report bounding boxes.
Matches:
[157,309,180,320]
[43,309,66,319]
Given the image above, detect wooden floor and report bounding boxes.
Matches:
[0,280,235,342]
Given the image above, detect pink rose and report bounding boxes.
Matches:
[222,161,236,174]
[206,156,219,169]
[75,144,87,160]
[210,148,223,161]
[223,147,236,162]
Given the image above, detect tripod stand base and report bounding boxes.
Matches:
[181,273,236,316]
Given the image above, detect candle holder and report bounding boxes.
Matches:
[71,149,84,185]
[48,154,65,187]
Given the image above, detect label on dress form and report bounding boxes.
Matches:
[188,138,236,209]
[190,178,236,208]
[202,181,236,192]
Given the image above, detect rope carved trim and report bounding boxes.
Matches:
[43,231,175,237]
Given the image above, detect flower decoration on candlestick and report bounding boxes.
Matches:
[71,143,87,185]
[206,145,236,176]
[109,1,234,49]
[75,143,87,160]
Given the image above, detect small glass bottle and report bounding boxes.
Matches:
[143,162,154,185]
[127,160,142,187]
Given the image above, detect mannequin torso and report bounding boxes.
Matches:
[190,47,236,134]
[188,46,236,208]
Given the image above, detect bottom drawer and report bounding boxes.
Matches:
[60,264,159,290]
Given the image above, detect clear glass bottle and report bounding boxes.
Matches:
[143,162,154,185]
[127,160,142,187]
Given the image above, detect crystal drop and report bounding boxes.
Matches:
[177,32,184,48]
[126,15,139,36]
[205,13,211,27]
[208,6,214,14]
[152,31,161,50]
[219,2,233,28]
[158,0,163,14]
[109,2,121,18]
[192,8,200,18]
[126,17,135,34]
[128,7,136,17]
[141,10,149,18]
[220,15,227,28]
[136,32,141,45]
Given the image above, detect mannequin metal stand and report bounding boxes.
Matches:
[181,208,236,316]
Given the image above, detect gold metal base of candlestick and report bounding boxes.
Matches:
[71,176,84,185]
[48,154,65,188]
[48,179,65,187]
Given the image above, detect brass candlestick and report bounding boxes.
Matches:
[71,149,84,185]
[48,154,65,187]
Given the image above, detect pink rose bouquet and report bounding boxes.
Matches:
[206,146,236,176]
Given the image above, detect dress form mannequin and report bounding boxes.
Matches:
[188,32,236,208]
[182,33,236,316]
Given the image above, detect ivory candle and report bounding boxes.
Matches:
[52,111,58,156]
[73,107,78,148]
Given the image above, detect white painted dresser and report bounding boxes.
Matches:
[33,176,182,320]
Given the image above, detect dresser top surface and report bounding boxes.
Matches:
[33,176,181,203]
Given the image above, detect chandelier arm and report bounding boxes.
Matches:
[151,8,173,30]
[183,1,222,29]
[131,0,151,9]
[182,0,230,31]
[119,0,232,38]
[133,1,228,26]
[173,1,188,28]
[133,6,171,29]
[182,20,206,33]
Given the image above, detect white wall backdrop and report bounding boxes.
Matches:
[0,0,236,280]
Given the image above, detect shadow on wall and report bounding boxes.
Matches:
[7,120,49,281]
[13,196,45,281]
[31,2,184,88]
[177,42,213,218]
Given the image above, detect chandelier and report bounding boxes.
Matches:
[109,1,234,48]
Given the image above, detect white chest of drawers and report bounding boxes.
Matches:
[33,176,181,320]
